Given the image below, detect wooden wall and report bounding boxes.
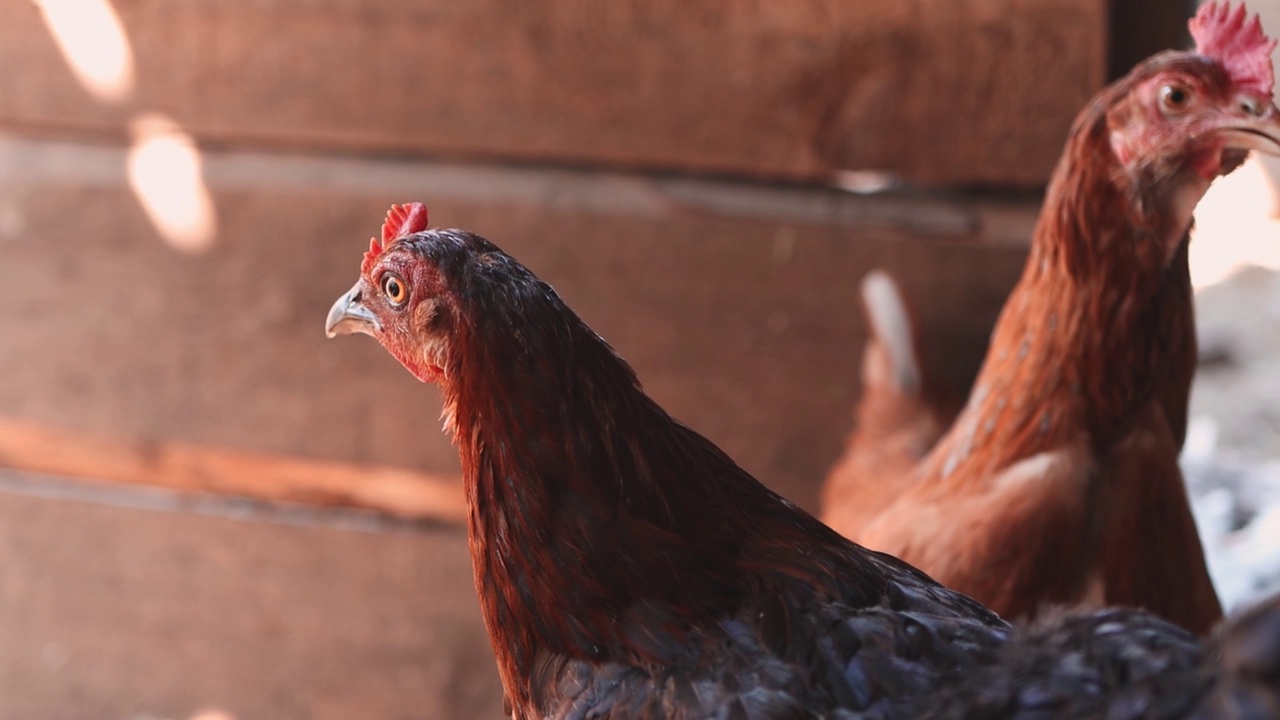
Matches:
[3,0,1107,187]
[0,139,1031,513]
[0,0,1190,515]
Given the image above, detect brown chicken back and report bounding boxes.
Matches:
[822,271,963,527]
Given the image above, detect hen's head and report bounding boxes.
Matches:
[1107,2,1280,181]
[325,203,549,388]
[326,203,456,384]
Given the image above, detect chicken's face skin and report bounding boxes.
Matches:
[327,230,565,440]
[1108,60,1280,179]
[1103,56,1280,262]
[327,244,456,385]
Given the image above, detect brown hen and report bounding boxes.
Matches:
[822,2,1280,635]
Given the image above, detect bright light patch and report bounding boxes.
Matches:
[34,0,135,101]
[189,711,236,720]
[1191,156,1280,290]
[833,170,901,195]
[127,114,217,253]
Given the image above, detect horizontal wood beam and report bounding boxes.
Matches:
[0,417,467,524]
[2,0,1106,187]
[0,135,1031,513]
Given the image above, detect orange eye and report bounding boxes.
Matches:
[382,273,408,306]
[1160,84,1193,115]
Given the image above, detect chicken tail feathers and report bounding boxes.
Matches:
[1195,594,1280,718]
[819,270,942,534]
[860,270,922,397]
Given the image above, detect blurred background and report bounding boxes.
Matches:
[0,0,1277,717]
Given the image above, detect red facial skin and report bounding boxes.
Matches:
[360,250,450,384]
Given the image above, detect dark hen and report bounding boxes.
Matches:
[328,214,1006,717]
[328,207,1280,719]
[923,594,1280,719]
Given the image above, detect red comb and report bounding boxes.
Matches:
[361,203,430,274]
[1190,2,1277,96]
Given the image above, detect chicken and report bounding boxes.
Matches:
[327,202,1280,719]
[821,271,963,523]
[920,594,1280,719]
[821,1,1280,635]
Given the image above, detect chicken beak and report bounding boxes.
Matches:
[1218,104,1280,156]
[325,282,381,338]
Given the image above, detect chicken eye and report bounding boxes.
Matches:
[1160,84,1193,114]
[382,273,408,307]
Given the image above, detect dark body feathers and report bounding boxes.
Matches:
[341,229,1280,719]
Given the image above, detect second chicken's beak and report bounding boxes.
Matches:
[1218,104,1280,156]
[325,283,381,338]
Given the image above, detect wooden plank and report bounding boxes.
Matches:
[0,417,468,523]
[1,0,1105,187]
[1108,0,1192,80]
[0,135,1030,512]
[0,488,500,718]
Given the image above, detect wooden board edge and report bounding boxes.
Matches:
[0,416,467,524]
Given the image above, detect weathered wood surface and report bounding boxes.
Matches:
[0,135,1031,512]
[2,0,1106,187]
[1108,0,1193,80]
[0,478,502,718]
[0,417,466,522]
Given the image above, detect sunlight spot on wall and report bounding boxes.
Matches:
[127,114,217,254]
[189,710,237,720]
[33,0,135,101]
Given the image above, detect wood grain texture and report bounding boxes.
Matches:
[1108,0,1192,80]
[0,485,501,719]
[0,417,467,522]
[1,0,1105,187]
